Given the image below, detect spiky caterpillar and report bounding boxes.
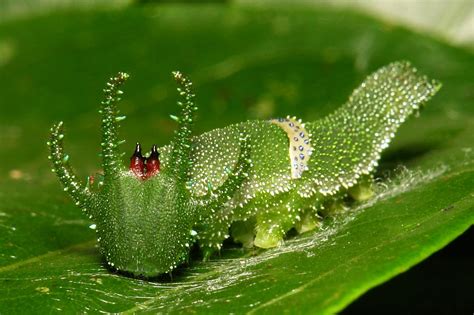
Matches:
[48,61,440,277]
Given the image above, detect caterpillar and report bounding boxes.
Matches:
[48,61,440,277]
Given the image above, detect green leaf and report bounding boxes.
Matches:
[0,0,130,22]
[0,4,473,313]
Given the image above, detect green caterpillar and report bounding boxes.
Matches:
[48,61,440,277]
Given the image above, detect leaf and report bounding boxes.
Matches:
[0,4,473,314]
[0,0,130,23]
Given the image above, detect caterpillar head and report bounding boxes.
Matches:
[48,72,201,276]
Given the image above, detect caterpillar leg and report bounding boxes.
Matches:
[295,208,322,234]
[251,191,319,248]
[253,194,302,248]
[348,174,375,202]
[254,211,293,249]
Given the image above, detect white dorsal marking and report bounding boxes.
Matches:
[270,116,312,179]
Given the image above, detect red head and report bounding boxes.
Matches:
[129,143,160,180]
